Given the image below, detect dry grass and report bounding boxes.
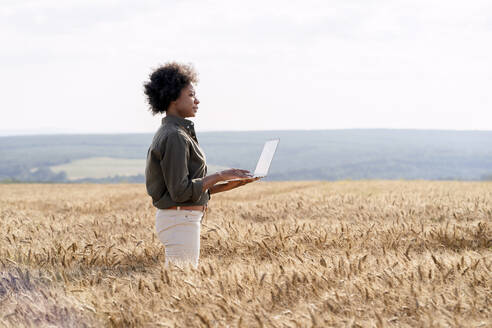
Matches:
[0,181,491,327]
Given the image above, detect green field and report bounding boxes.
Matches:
[50,157,145,180]
[49,157,227,181]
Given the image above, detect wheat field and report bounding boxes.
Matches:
[0,181,490,327]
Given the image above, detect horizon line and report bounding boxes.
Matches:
[1,127,492,137]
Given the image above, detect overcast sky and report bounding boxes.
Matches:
[1,0,491,135]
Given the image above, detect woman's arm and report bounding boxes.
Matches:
[161,134,252,202]
[209,177,260,195]
[201,169,253,192]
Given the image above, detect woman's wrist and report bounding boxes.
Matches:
[202,173,223,192]
[209,181,232,195]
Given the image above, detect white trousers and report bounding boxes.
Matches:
[155,209,203,268]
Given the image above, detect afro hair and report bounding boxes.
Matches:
[143,62,199,115]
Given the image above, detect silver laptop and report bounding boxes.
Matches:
[228,139,279,181]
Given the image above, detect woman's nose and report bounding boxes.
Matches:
[195,98,200,104]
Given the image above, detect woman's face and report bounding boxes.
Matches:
[172,84,200,118]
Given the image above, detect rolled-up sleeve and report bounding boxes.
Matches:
[160,132,204,203]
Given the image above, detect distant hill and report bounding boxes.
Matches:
[1,129,492,182]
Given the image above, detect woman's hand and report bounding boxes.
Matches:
[217,169,252,181]
[209,177,260,195]
[202,169,252,192]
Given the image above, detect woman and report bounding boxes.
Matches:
[144,62,258,268]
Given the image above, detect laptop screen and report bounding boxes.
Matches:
[254,139,279,177]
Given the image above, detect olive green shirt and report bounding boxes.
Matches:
[145,115,210,209]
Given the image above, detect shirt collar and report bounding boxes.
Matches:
[162,114,198,142]
[162,114,195,130]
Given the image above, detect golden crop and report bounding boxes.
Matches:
[0,181,491,327]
